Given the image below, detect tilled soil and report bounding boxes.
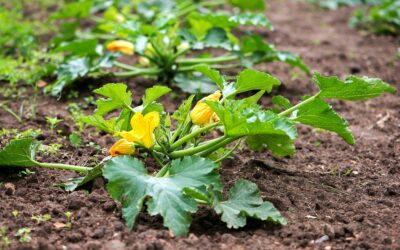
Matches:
[1,0,399,249]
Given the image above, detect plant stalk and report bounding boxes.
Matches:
[170,122,220,150]
[278,92,321,117]
[169,136,227,158]
[34,161,92,173]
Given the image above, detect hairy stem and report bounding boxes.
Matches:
[278,92,321,117]
[197,136,240,157]
[34,162,92,173]
[169,136,227,158]
[170,122,220,150]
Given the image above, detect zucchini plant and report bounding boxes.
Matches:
[0,67,395,236]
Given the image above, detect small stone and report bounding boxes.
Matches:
[114,221,124,231]
[91,228,105,239]
[4,183,15,195]
[67,232,83,243]
[323,224,335,238]
[383,237,392,245]
[68,199,85,210]
[102,201,116,212]
[315,235,329,244]
[104,240,126,250]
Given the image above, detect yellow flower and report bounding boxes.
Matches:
[109,139,135,156]
[115,112,160,148]
[190,91,221,126]
[106,40,134,55]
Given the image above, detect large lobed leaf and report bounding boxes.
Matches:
[0,138,39,168]
[104,156,221,236]
[214,179,286,229]
[93,83,132,115]
[293,96,355,144]
[206,100,297,156]
[314,73,396,100]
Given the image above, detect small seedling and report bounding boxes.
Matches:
[15,228,31,243]
[31,214,51,223]
[39,143,62,155]
[0,226,10,249]
[18,168,35,177]
[45,116,62,132]
[69,133,82,148]
[12,210,19,218]
[65,211,72,229]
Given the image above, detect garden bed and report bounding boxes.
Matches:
[0,0,399,249]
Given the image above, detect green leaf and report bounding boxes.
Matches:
[207,100,297,139]
[54,39,98,56]
[228,13,272,29]
[227,0,266,10]
[229,69,280,97]
[0,138,39,167]
[80,115,117,134]
[242,90,265,105]
[255,51,311,75]
[140,85,171,112]
[194,65,225,90]
[47,57,91,96]
[172,95,195,124]
[314,73,396,100]
[68,133,82,148]
[246,135,295,157]
[272,95,292,109]
[293,96,355,144]
[174,73,220,94]
[204,28,232,50]
[104,156,221,236]
[57,164,103,192]
[214,179,286,229]
[93,83,132,115]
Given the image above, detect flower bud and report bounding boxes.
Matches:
[106,40,134,55]
[178,41,190,51]
[190,91,221,126]
[138,56,150,67]
[109,139,135,156]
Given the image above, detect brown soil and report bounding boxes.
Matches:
[1,0,400,249]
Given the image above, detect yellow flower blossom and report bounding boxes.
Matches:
[106,40,134,55]
[109,139,135,156]
[190,91,221,126]
[115,112,160,148]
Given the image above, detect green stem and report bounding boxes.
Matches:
[113,67,163,77]
[0,103,22,123]
[114,61,138,71]
[34,162,92,173]
[214,139,243,163]
[169,119,189,144]
[278,92,321,117]
[155,163,170,177]
[151,151,164,167]
[177,54,239,65]
[198,136,240,157]
[171,122,220,150]
[169,136,227,158]
[177,63,242,73]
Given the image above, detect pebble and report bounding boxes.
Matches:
[315,235,330,244]
[91,228,105,239]
[67,232,83,243]
[102,201,116,212]
[4,183,15,195]
[104,240,126,250]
